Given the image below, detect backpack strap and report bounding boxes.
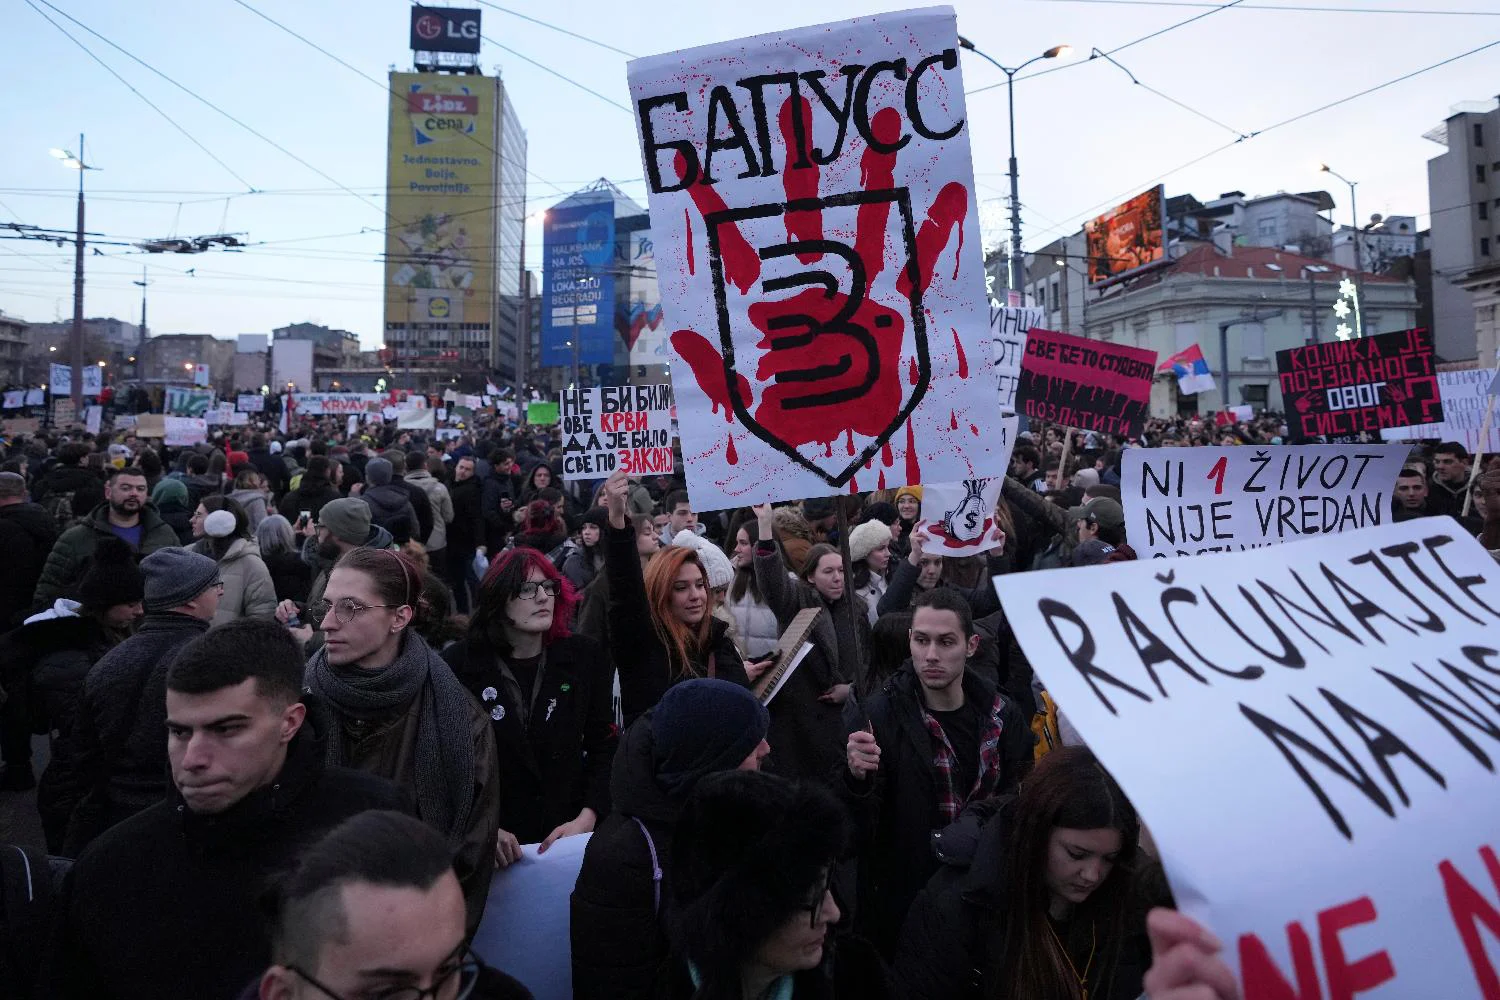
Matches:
[632,817,663,917]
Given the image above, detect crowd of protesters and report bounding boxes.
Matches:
[0,400,1484,1000]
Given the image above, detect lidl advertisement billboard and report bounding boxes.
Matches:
[384,72,495,332]
[1084,185,1167,287]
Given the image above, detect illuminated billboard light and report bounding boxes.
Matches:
[1084,184,1167,287]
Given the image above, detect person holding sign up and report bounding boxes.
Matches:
[601,471,766,725]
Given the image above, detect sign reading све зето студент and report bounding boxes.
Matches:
[1277,327,1442,441]
[561,384,674,481]
[1121,444,1410,558]
[996,518,1500,999]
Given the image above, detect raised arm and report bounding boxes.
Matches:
[749,503,806,624]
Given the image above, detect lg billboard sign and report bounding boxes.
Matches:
[410,6,482,55]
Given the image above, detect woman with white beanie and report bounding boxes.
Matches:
[194,498,278,626]
[847,519,894,625]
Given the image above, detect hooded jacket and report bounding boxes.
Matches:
[604,524,751,726]
[32,464,105,523]
[226,488,269,532]
[570,712,682,1000]
[208,537,278,626]
[44,697,408,1000]
[0,501,58,626]
[406,468,455,551]
[246,445,288,495]
[58,611,213,856]
[361,482,419,545]
[33,502,182,610]
[892,798,1164,1000]
[842,664,1032,957]
[444,631,616,844]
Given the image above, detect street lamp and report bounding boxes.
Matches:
[50,136,98,417]
[1319,163,1365,337]
[958,39,1072,294]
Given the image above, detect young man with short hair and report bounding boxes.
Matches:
[844,588,1031,957]
[1429,442,1473,518]
[255,810,531,1000]
[1393,466,1433,520]
[33,466,179,608]
[658,489,700,544]
[48,619,405,1000]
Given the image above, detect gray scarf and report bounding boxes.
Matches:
[305,631,477,846]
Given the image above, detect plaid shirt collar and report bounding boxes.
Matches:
[921,692,1007,823]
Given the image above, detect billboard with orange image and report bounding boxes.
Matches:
[1084,185,1166,286]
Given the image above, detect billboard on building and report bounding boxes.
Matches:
[1084,185,1167,287]
[384,72,496,342]
[616,216,666,366]
[541,196,616,368]
[409,7,481,54]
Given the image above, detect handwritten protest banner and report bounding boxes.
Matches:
[3,390,25,410]
[914,414,1018,555]
[1014,327,1156,437]
[1277,327,1442,441]
[165,387,215,417]
[1121,444,1410,558]
[991,305,1042,413]
[1381,367,1500,454]
[164,416,207,446]
[561,384,674,481]
[49,363,102,397]
[628,7,1004,509]
[236,394,265,413]
[996,519,1500,999]
[289,393,385,416]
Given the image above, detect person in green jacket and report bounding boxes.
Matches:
[33,466,180,610]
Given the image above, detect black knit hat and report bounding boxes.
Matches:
[669,771,850,987]
[581,507,611,531]
[651,679,769,797]
[78,537,145,611]
[862,501,899,526]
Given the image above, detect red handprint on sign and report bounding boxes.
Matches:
[670,97,968,488]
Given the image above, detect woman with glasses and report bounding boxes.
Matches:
[303,547,501,933]
[601,471,761,726]
[443,547,616,870]
[659,770,891,1000]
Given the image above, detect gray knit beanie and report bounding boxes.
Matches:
[365,457,393,487]
[141,547,221,613]
[319,497,372,545]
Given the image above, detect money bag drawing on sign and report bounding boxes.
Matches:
[917,477,1006,557]
[943,480,988,543]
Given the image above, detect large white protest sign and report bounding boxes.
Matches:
[1381,367,1500,455]
[560,384,674,481]
[628,7,1003,510]
[236,394,265,413]
[397,408,435,432]
[164,416,207,447]
[290,393,385,416]
[3,390,24,410]
[995,519,1500,999]
[990,304,1042,413]
[49,363,102,397]
[1122,444,1410,559]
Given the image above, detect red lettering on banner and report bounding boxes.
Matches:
[1236,895,1394,1000]
[600,412,647,433]
[1440,845,1500,999]
[620,447,675,476]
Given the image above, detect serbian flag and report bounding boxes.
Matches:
[1159,345,1216,396]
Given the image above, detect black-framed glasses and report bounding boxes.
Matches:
[289,949,481,1000]
[306,597,405,626]
[803,866,836,928]
[516,580,560,601]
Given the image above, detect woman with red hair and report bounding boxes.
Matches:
[601,471,764,725]
[443,545,617,868]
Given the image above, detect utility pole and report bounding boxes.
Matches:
[134,266,149,378]
[69,134,86,418]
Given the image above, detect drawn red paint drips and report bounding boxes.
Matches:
[780,97,822,264]
[684,208,695,276]
[905,419,921,485]
[726,434,738,465]
[674,152,758,294]
[898,182,969,300]
[824,440,833,458]
[950,411,958,430]
[970,424,979,436]
[908,357,919,386]
[849,474,858,494]
[855,107,900,284]
[952,217,964,281]
[953,329,968,379]
[878,469,887,490]
[881,440,894,467]
[845,428,855,456]
[669,330,750,424]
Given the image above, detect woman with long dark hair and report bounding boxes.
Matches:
[893,746,1165,1000]
[848,519,894,624]
[723,516,779,660]
[601,471,759,725]
[303,547,500,930]
[443,546,615,870]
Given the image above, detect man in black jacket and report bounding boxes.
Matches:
[570,679,769,1000]
[844,588,1032,958]
[0,472,61,789]
[245,432,288,497]
[31,441,104,529]
[445,455,486,613]
[276,454,342,524]
[45,618,407,1000]
[56,546,223,855]
[358,457,418,545]
[381,449,434,542]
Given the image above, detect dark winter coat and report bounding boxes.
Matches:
[57,611,212,857]
[155,498,195,545]
[43,697,408,1000]
[183,472,223,512]
[842,665,1033,957]
[892,798,1164,1000]
[448,475,485,552]
[876,557,1002,619]
[245,446,288,496]
[276,473,341,524]
[570,712,682,1000]
[653,936,894,1000]
[0,502,58,626]
[263,546,313,604]
[604,523,751,726]
[33,503,181,608]
[481,472,519,551]
[444,632,616,844]
[361,482,419,544]
[392,475,435,543]
[32,465,105,524]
